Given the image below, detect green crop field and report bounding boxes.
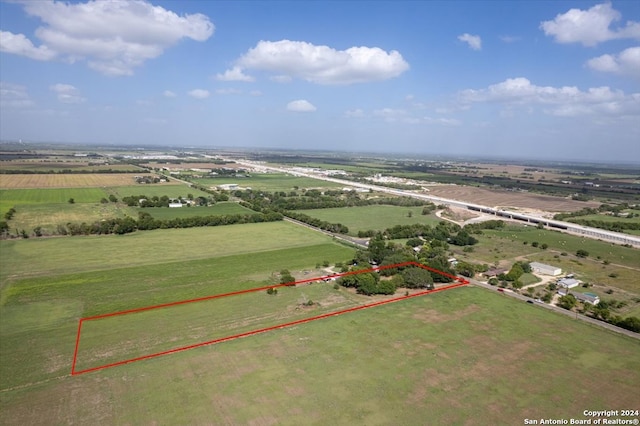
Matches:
[194,172,342,192]
[1,285,638,425]
[142,202,253,219]
[295,205,442,235]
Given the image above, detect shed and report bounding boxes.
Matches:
[558,278,580,289]
[530,262,562,276]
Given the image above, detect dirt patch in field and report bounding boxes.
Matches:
[424,185,598,213]
[412,304,480,323]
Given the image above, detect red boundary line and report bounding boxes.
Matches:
[71,262,468,375]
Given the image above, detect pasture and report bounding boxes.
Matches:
[194,172,342,192]
[0,188,109,215]
[294,205,441,235]
[1,286,638,425]
[0,221,347,284]
[6,203,138,234]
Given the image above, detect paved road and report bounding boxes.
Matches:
[468,278,640,340]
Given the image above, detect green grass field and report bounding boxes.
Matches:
[193,172,342,192]
[294,205,442,235]
[0,188,109,215]
[142,202,253,219]
[1,286,638,425]
[7,203,139,234]
[74,282,361,373]
[0,221,355,392]
[0,221,347,285]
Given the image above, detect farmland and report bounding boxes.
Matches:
[0,173,162,189]
[1,286,638,425]
[1,146,639,425]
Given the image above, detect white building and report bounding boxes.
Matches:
[530,262,562,276]
[558,278,580,289]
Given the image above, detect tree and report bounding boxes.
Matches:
[401,267,434,289]
[280,269,296,286]
[108,194,118,203]
[576,249,589,258]
[68,198,75,204]
[407,211,413,218]
[558,294,577,310]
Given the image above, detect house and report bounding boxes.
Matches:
[169,202,182,208]
[483,267,507,279]
[448,258,458,266]
[573,292,600,305]
[558,278,580,289]
[530,262,562,276]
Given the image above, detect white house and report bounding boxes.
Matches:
[169,202,182,208]
[530,262,562,276]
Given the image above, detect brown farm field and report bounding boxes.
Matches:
[424,185,599,212]
[0,174,180,189]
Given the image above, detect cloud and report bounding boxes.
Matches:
[215,66,255,82]
[499,35,521,43]
[424,116,462,126]
[540,3,640,46]
[587,46,640,77]
[188,89,210,99]
[0,30,56,60]
[1,0,214,76]
[0,82,34,108]
[458,33,482,50]
[163,90,177,98]
[50,83,86,103]
[286,99,316,112]
[215,88,242,95]
[344,108,365,118]
[459,77,640,117]
[235,39,409,84]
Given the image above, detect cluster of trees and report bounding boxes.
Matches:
[558,295,640,333]
[121,194,214,208]
[284,211,349,234]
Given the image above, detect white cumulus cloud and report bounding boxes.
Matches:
[587,46,640,77]
[459,77,640,117]
[0,82,34,108]
[458,33,482,50]
[50,83,86,103]
[0,30,57,60]
[188,89,210,99]
[1,0,214,76]
[215,66,255,82]
[235,39,409,85]
[540,3,640,46]
[163,90,177,98]
[286,99,316,112]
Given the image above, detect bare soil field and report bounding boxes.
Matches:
[0,174,179,189]
[424,184,599,212]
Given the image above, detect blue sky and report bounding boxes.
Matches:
[1,1,639,162]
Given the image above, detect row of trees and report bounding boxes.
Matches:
[53,211,283,236]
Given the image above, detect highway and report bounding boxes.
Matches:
[234,160,640,248]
